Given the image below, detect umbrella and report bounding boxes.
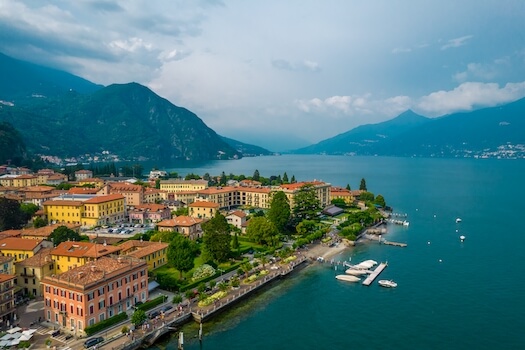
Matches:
[8,339,20,346]
[6,327,21,334]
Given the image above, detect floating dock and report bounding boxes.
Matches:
[362,262,388,286]
[383,240,407,247]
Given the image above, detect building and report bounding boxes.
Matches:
[128,204,171,224]
[157,216,203,240]
[279,181,332,208]
[74,170,93,181]
[0,256,14,275]
[159,179,209,193]
[330,187,362,205]
[43,199,84,226]
[12,175,38,188]
[20,223,81,241]
[0,237,45,262]
[15,248,54,297]
[100,183,144,206]
[82,194,126,227]
[51,241,122,274]
[188,200,219,219]
[226,210,247,230]
[118,240,169,270]
[0,274,16,326]
[42,256,148,336]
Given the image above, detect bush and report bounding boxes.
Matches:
[84,312,128,336]
[192,264,216,281]
[18,340,31,348]
[137,296,164,312]
[121,326,129,334]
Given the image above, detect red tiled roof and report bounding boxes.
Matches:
[0,237,42,251]
[188,201,219,208]
[84,194,124,204]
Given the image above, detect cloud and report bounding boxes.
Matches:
[272,59,320,72]
[416,81,525,116]
[453,62,498,82]
[392,47,412,54]
[441,35,473,50]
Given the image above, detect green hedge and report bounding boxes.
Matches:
[179,260,246,293]
[137,295,165,311]
[84,312,128,336]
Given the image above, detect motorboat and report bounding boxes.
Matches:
[336,275,360,283]
[345,268,368,276]
[460,235,466,242]
[378,279,397,288]
[456,218,462,223]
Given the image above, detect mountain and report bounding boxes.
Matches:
[0,121,27,165]
[0,53,103,103]
[220,136,273,156]
[292,100,525,157]
[0,82,242,161]
[294,110,430,155]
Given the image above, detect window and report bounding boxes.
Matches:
[89,305,94,315]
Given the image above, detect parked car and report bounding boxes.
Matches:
[51,330,60,337]
[163,305,174,313]
[84,337,104,348]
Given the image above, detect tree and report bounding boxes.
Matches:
[174,207,189,216]
[296,220,317,237]
[292,184,321,224]
[246,217,279,247]
[150,230,174,243]
[202,212,232,263]
[0,198,29,231]
[20,203,39,217]
[331,198,347,208]
[33,216,48,228]
[49,226,82,245]
[359,178,367,191]
[359,191,375,202]
[168,234,198,279]
[267,191,290,233]
[231,226,241,251]
[220,171,227,185]
[282,172,289,183]
[374,194,386,208]
[346,183,351,190]
[252,169,260,181]
[290,175,296,183]
[131,309,147,327]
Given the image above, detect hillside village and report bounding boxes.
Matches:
[0,165,366,342]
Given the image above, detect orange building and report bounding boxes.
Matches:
[42,256,148,336]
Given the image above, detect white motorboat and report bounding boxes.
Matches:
[456,218,462,223]
[345,268,368,276]
[460,235,466,242]
[378,279,397,288]
[336,275,360,283]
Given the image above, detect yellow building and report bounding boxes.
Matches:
[188,200,220,219]
[99,183,144,206]
[82,194,126,227]
[330,187,362,205]
[118,240,169,270]
[43,200,84,225]
[0,237,45,262]
[15,248,54,297]
[12,174,38,187]
[279,181,332,208]
[0,274,16,325]
[160,179,208,193]
[51,241,121,274]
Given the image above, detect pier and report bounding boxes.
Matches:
[362,262,387,286]
[382,240,407,247]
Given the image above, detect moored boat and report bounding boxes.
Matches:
[336,275,360,283]
[378,279,397,288]
[345,268,368,276]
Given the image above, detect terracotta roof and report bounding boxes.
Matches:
[157,216,202,227]
[20,223,81,238]
[75,170,93,174]
[68,187,99,194]
[279,181,327,190]
[189,201,219,208]
[16,174,37,179]
[0,230,23,238]
[22,186,55,192]
[0,274,15,283]
[228,210,246,218]
[108,183,143,192]
[119,240,169,259]
[44,256,146,287]
[52,241,121,258]
[84,194,124,204]
[197,186,236,194]
[16,248,53,267]
[0,237,42,251]
[0,255,14,264]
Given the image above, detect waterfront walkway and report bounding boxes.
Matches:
[362,262,388,286]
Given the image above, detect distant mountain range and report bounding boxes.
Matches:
[0,53,271,162]
[292,99,525,158]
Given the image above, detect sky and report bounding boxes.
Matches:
[1,0,525,151]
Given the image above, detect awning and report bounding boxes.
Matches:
[148,281,160,292]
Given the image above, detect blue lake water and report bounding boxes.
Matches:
[148,155,525,350]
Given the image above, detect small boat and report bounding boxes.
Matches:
[378,279,397,288]
[460,235,466,242]
[456,218,462,223]
[345,268,368,276]
[336,275,360,283]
